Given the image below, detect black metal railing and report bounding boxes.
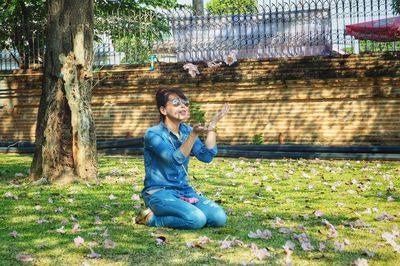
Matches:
[0,0,398,70]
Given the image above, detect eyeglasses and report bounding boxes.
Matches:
[168,98,189,107]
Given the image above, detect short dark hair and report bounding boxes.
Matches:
[156,88,188,121]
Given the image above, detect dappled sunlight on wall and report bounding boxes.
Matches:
[0,71,42,142]
[1,53,399,146]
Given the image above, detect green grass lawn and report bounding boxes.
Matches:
[0,154,399,265]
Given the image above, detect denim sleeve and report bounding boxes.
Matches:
[191,137,218,163]
[145,130,186,165]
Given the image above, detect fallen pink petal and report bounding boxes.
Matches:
[352,258,369,266]
[251,243,270,261]
[131,193,140,201]
[314,210,324,217]
[74,236,85,246]
[334,240,345,252]
[72,223,80,233]
[56,226,65,234]
[86,252,101,259]
[248,229,272,239]
[16,253,34,262]
[103,239,116,249]
[9,231,18,238]
[283,240,295,255]
[4,191,18,200]
[197,236,213,244]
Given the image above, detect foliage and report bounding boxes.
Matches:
[1,154,400,265]
[189,102,206,125]
[392,0,400,14]
[0,0,181,68]
[0,0,47,68]
[342,39,400,54]
[206,0,257,15]
[359,40,400,53]
[251,133,264,144]
[342,47,354,54]
[94,1,181,64]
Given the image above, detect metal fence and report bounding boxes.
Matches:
[168,8,332,62]
[0,0,398,70]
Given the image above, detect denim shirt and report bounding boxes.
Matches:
[142,122,218,195]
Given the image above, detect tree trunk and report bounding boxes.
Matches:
[192,0,204,16]
[30,0,97,184]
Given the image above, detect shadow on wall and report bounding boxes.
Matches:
[193,55,396,145]
[177,54,400,145]
[92,66,160,141]
[0,71,41,143]
[280,55,400,145]
[1,53,400,146]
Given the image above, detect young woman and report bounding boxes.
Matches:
[136,88,229,229]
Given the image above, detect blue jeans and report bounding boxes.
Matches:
[143,188,227,229]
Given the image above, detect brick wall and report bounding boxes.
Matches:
[1,53,400,145]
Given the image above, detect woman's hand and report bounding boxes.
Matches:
[192,124,208,135]
[207,103,230,130]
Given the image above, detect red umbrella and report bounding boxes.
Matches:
[345,16,400,42]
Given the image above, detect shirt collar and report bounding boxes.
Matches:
[159,121,182,138]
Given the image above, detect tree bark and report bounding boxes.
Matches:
[30,0,97,184]
[192,0,204,16]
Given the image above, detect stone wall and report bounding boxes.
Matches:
[1,53,399,145]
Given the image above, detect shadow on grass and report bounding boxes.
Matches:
[1,155,399,265]
[2,188,395,265]
[0,154,32,184]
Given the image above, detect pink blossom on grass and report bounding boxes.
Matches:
[4,191,18,199]
[131,193,140,201]
[9,231,18,238]
[219,238,244,249]
[334,240,345,252]
[283,240,295,255]
[72,223,80,233]
[314,210,324,218]
[103,239,116,249]
[86,252,101,259]
[278,228,293,234]
[74,236,85,246]
[95,216,102,224]
[108,194,117,200]
[251,243,270,261]
[352,258,369,266]
[56,226,65,234]
[248,229,272,240]
[16,253,34,262]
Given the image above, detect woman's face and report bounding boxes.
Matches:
[160,93,190,122]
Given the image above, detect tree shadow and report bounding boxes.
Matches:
[1,180,396,265]
[2,53,399,149]
[0,69,42,143]
[0,154,32,184]
[1,156,399,265]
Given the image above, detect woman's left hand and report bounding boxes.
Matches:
[207,103,230,130]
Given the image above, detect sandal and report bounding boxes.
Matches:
[135,208,154,225]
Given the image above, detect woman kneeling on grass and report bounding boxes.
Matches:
[135,88,229,229]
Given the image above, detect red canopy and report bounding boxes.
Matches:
[345,16,400,42]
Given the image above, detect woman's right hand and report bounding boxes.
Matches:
[192,124,208,135]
